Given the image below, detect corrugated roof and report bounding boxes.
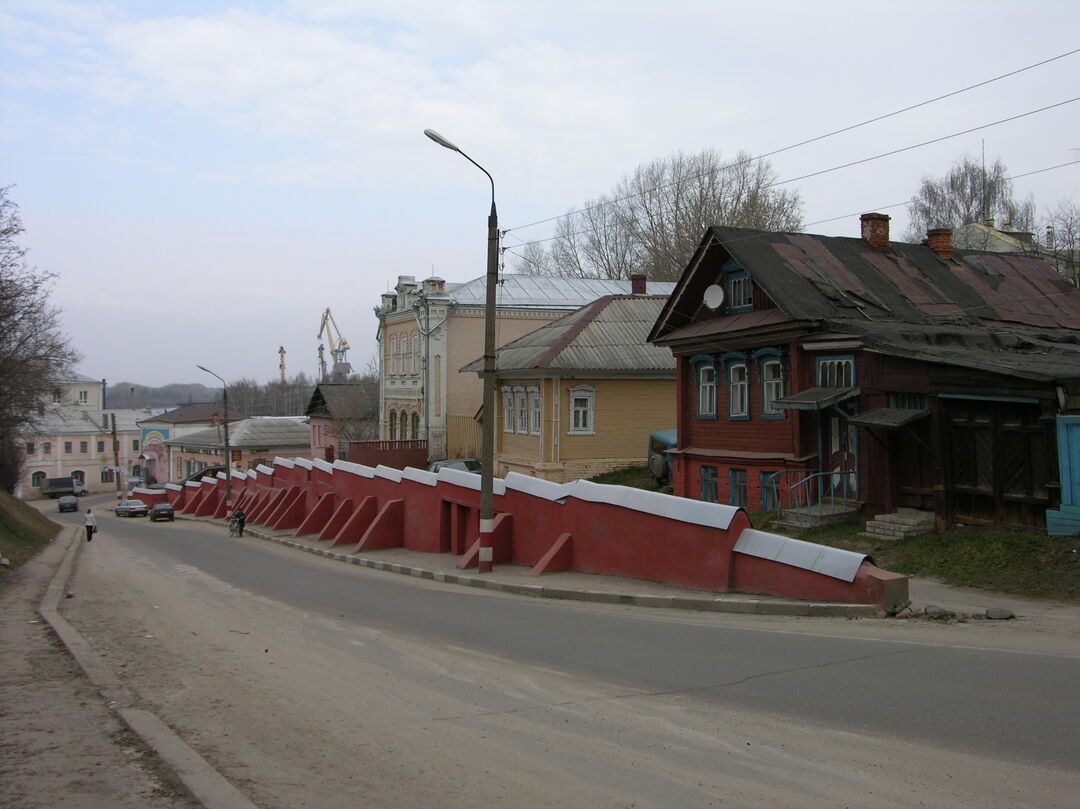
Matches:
[22,408,147,435]
[164,416,309,449]
[139,402,235,425]
[464,295,676,373]
[449,274,675,308]
[305,383,377,419]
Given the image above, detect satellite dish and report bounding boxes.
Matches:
[703,284,725,310]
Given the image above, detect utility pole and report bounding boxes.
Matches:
[111,413,122,500]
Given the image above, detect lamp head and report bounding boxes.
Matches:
[424,128,460,152]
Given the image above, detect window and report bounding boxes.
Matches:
[52,390,61,403]
[32,471,47,488]
[411,336,419,374]
[515,389,528,435]
[728,363,748,418]
[399,339,406,376]
[700,466,719,503]
[71,470,85,485]
[44,442,52,455]
[131,439,139,451]
[101,467,115,484]
[568,385,595,435]
[760,471,778,510]
[390,337,398,374]
[411,412,419,439]
[25,442,34,455]
[698,365,717,417]
[79,441,88,453]
[762,360,784,415]
[729,469,748,507]
[728,274,753,309]
[78,390,88,404]
[817,357,855,387]
[889,392,928,410]
[97,440,105,453]
[388,409,397,439]
[529,389,542,435]
[64,441,72,454]
[399,411,408,440]
[502,388,515,433]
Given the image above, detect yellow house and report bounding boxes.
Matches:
[465,293,676,483]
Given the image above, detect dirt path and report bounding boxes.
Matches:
[0,528,199,809]
[49,525,1079,809]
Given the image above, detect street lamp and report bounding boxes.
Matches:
[196,364,233,512]
[425,128,498,573]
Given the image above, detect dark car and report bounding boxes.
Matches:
[428,458,482,473]
[149,502,175,522]
[57,495,79,513]
[114,499,149,518]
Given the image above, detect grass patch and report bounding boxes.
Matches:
[587,465,669,492]
[0,490,62,572]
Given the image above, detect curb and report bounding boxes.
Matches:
[37,527,261,809]
[242,526,880,620]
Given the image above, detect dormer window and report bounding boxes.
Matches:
[729,274,753,309]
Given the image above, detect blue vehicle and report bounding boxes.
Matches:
[647,429,676,483]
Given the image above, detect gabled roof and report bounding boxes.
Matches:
[463,295,675,374]
[304,382,377,419]
[651,225,1080,384]
[447,274,675,309]
[139,401,237,425]
[164,416,309,449]
[22,408,147,436]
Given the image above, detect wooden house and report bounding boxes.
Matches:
[649,214,1080,530]
[465,285,676,482]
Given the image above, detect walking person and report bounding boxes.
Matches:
[84,509,97,542]
[231,509,247,537]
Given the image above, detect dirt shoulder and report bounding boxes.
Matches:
[0,527,200,809]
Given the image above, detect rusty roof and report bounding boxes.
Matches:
[651,226,1080,384]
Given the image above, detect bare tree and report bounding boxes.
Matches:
[904,155,1037,242]
[1044,198,1080,287]
[514,149,802,281]
[0,186,79,490]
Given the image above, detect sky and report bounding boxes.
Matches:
[2,0,1078,388]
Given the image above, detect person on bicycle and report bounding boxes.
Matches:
[231,509,247,537]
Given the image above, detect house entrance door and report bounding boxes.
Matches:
[825,413,857,498]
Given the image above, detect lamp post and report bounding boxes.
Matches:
[425,128,498,573]
[196,364,232,512]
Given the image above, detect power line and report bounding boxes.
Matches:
[506,48,1080,235]
[501,155,1080,259]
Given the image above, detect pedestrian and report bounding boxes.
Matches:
[84,509,97,542]
[232,509,247,537]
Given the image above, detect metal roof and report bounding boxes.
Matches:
[164,416,309,449]
[733,528,868,582]
[448,274,675,309]
[22,408,147,435]
[772,386,859,411]
[138,402,233,425]
[304,383,377,419]
[462,295,676,374]
[847,407,929,429]
[651,225,1080,385]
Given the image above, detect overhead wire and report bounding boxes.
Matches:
[504,47,1080,236]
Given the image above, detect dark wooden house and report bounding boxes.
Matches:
[649,214,1080,530]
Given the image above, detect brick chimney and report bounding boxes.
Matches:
[631,274,647,295]
[927,228,953,261]
[860,213,890,248]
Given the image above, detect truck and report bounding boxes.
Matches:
[39,476,89,498]
[647,429,677,484]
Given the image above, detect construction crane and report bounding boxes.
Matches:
[317,308,352,381]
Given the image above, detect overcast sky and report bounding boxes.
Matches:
[2,0,1077,388]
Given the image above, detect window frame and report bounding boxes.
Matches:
[528,388,542,436]
[514,388,528,435]
[568,385,596,436]
[727,272,753,311]
[728,468,748,507]
[816,356,856,387]
[691,355,718,419]
[502,388,515,433]
[722,353,750,420]
[753,348,786,419]
[700,465,719,503]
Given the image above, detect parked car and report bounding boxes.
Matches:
[114,499,149,518]
[149,502,175,522]
[57,495,79,513]
[427,458,482,473]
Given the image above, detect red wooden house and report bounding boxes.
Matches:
[649,214,1080,530]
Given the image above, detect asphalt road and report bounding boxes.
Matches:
[72,505,1080,774]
